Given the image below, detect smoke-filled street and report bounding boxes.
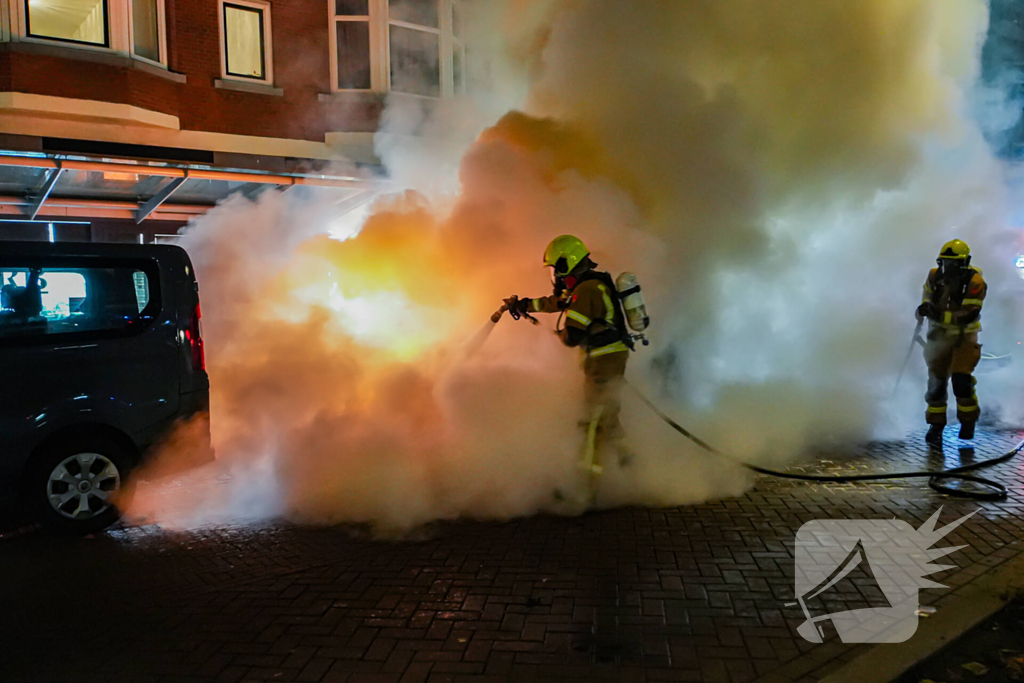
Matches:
[4,429,1024,683]
[102,0,1024,535]
[6,0,1024,681]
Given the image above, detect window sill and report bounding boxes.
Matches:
[387,90,441,102]
[132,57,186,83]
[215,79,284,96]
[318,91,385,105]
[0,41,186,83]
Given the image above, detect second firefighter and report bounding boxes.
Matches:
[916,239,986,446]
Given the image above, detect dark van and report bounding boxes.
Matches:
[0,241,212,533]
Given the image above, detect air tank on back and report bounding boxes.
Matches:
[615,272,649,332]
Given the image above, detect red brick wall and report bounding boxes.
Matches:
[2,0,384,142]
[0,49,11,92]
[7,51,133,105]
[3,52,183,117]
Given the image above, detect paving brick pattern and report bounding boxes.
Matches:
[2,428,1024,683]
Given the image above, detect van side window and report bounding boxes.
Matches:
[0,267,155,340]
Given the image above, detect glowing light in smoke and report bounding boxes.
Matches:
[277,276,454,361]
[328,204,372,242]
[323,283,448,358]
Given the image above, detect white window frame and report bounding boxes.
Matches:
[386,0,442,98]
[218,0,274,84]
[329,0,462,98]
[328,0,378,92]
[128,0,168,67]
[450,0,463,95]
[0,0,9,43]
[3,0,167,67]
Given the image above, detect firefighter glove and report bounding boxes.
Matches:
[916,302,939,321]
[504,296,532,319]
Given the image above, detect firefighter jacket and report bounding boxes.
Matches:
[530,272,629,357]
[922,266,986,336]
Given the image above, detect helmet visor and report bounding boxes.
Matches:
[938,257,965,276]
[550,256,572,278]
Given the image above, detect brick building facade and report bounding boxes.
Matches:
[0,0,467,239]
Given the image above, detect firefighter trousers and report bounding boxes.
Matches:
[923,330,981,426]
[582,351,629,447]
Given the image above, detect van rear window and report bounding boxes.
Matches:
[0,265,156,341]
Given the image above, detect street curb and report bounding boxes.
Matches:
[817,545,1024,683]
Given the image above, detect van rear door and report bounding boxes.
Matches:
[174,251,209,397]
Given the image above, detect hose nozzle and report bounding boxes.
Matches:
[492,298,539,325]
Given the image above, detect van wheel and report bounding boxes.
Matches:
[26,437,135,534]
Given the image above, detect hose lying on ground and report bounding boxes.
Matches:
[627,382,1024,502]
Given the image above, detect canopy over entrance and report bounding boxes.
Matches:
[0,149,382,226]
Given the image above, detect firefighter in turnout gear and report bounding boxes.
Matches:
[916,239,986,446]
[505,235,633,472]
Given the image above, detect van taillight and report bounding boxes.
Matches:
[185,304,205,371]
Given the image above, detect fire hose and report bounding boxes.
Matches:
[488,305,1024,502]
[627,384,1024,503]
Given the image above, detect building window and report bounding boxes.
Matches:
[328,0,465,98]
[12,0,168,66]
[130,0,164,64]
[219,0,273,82]
[331,0,372,90]
[24,0,110,47]
[388,0,440,97]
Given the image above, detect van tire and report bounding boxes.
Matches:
[25,436,136,535]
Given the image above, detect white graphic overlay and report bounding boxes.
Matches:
[790,508,975,643]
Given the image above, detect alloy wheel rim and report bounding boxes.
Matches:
[46,453,121,520]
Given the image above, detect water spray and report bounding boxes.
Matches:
[462,299,541,360]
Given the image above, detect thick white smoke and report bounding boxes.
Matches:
[129,0,1024,532]
[501,0,1022,445]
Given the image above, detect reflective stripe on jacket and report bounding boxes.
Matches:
[923,266,986,336]
[564,279,628,357]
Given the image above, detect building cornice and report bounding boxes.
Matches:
[0,97,380,164]
[1,92,181,129]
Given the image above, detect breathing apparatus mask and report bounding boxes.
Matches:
[550,256,593,294]
[937,255,969,280]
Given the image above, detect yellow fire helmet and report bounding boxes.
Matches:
[938,239,971,261]
[543,234,591,277]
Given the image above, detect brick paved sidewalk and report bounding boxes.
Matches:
[2,428,1023,683]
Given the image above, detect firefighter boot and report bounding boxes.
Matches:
[958,422,975,440]
[925,424,944,447]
